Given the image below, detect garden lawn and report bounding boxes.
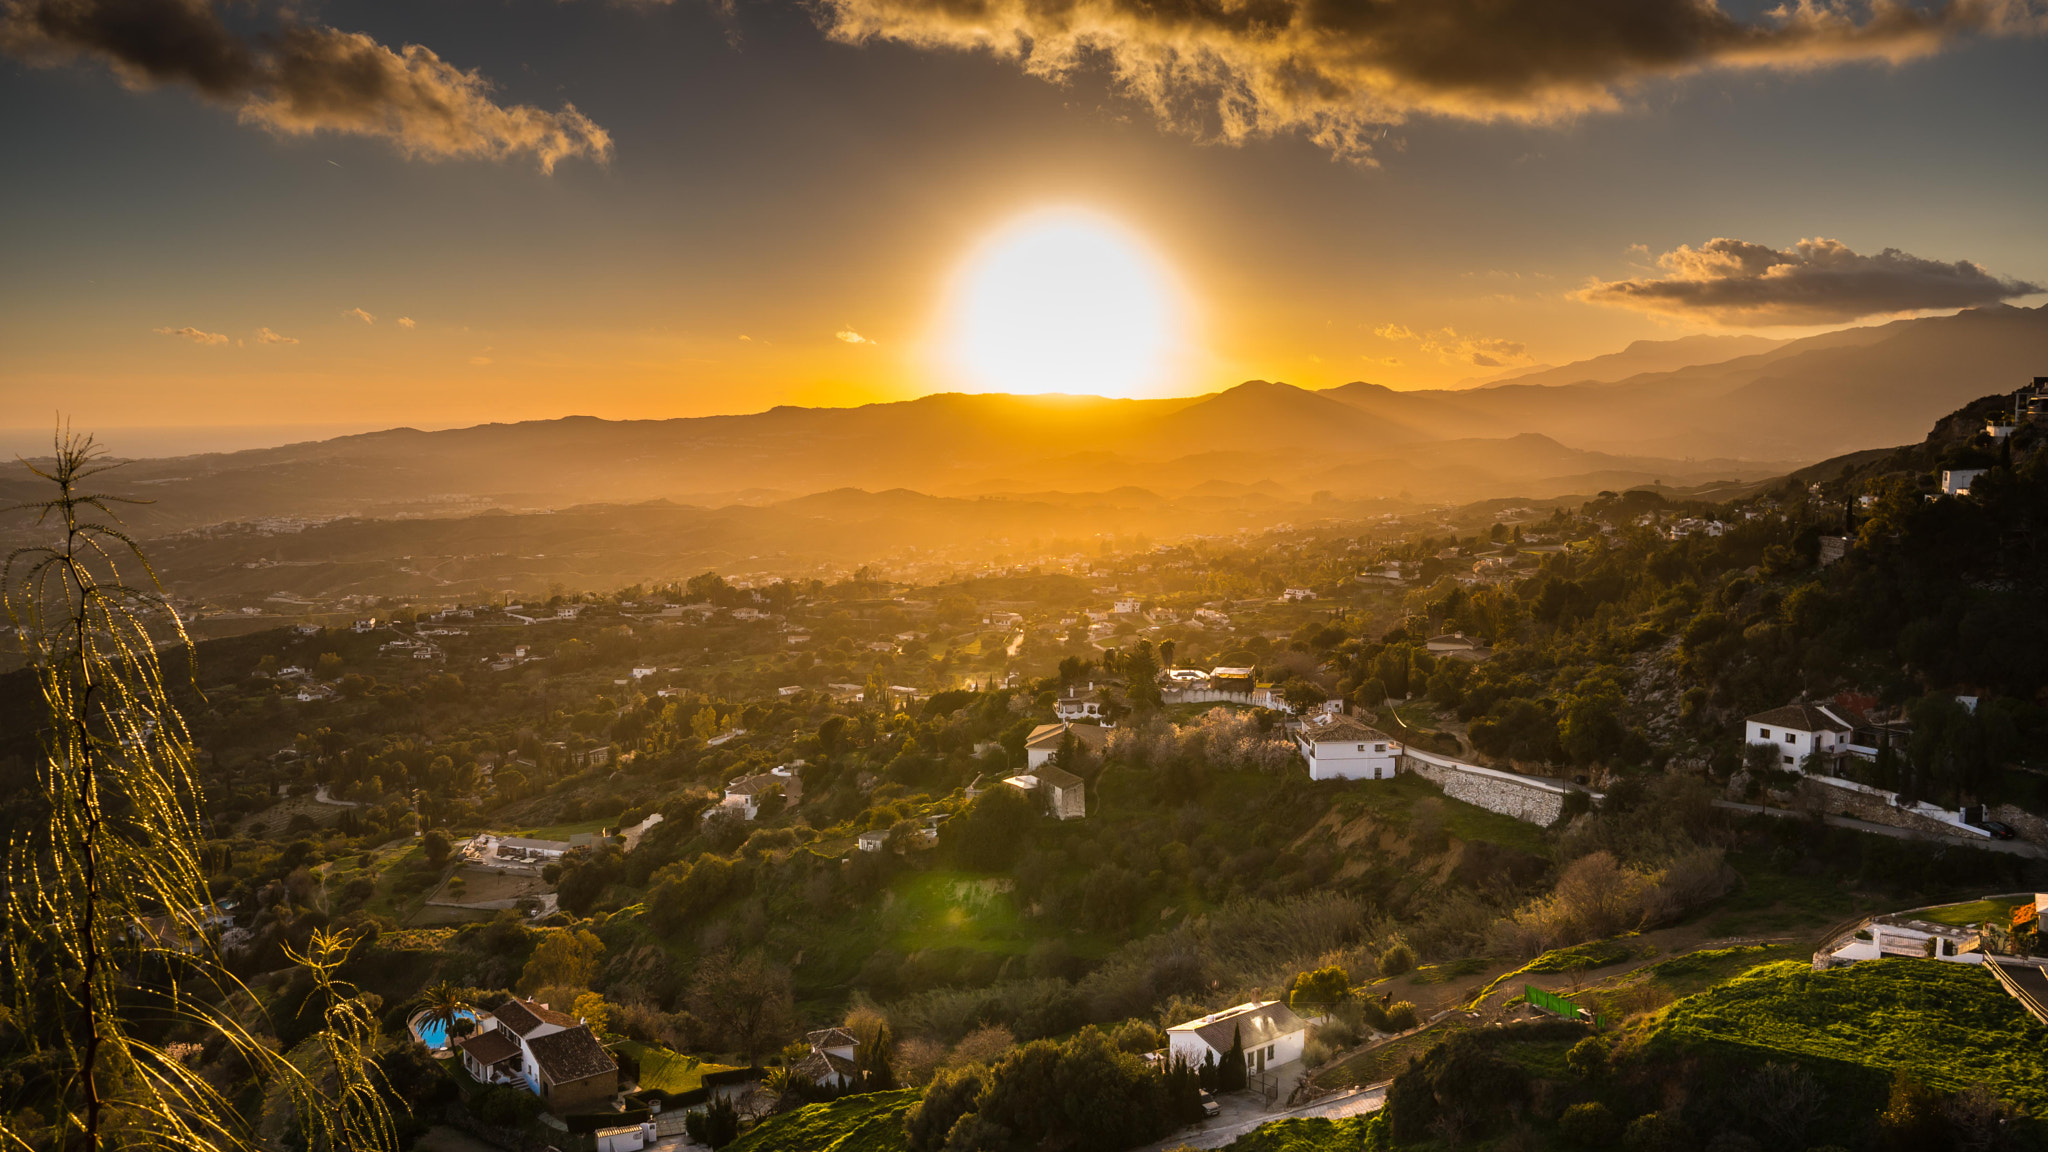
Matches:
[1644,959,2048,1111]
[726,1089,918,1152]
[889,871,1028,956]
[615,1041,733,1094]
[518,819,610,842]
[1912,896,2029,927]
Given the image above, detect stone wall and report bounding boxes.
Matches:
[1991,803,2048,849]
[1400,754,1566,826]
[1794,777,1986,840]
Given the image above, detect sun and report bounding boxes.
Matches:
[943,208,1186,398]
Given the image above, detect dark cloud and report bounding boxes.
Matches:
[1578,236,2043,325]
[2,0,611,171]
[814,0,2048,159]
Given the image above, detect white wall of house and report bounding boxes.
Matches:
[1300,738,1399,781]
[1166,1027,1306,1072]
[1744,720,1845,770]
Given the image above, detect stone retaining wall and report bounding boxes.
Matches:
[1990,804,2048,849]
[1795,778,1990,840]
[1399,754,1566,826]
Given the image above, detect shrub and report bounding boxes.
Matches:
[1558,1101,1619,1148]
[1383,1001,1418,1031]
[685,1095,741,1149]
[1623,1110,1689,1152]
[1378,942,1416,978]
[904,1065,988,1152]
[1565,1034,1610,1080]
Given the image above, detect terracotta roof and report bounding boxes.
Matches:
[495,997,580,1037]
[1171,1001,1306,1055]
[1747,704,1851,733]
[1297,714,1393,746]
[1037,764,1084,790]
[457,1029,521,1068]
[528,1025,618,1084]
[1024,723,1066,748]
[1026,723,1109,752]
[807,1027,858,1049]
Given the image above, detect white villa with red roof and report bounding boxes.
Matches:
[457,998,619,1113]
[1744,702,1857,771]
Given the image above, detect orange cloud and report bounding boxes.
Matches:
[2,0,610,172]
[815,0,2048,159]
[153,325,228,345]
[1579,236,2044,325]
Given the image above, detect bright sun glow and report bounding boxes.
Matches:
[945,209,1184,397]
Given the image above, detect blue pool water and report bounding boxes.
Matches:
[414,1009,479,1049]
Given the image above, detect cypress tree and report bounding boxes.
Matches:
[1221,1024,1247,1092]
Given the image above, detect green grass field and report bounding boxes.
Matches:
[1645,959,2048,1111]
[518,818,611,842]
[888,871,1029,955]
[725,1089,918,1152]
[1911,896,2029,927]
[616,1040,734,1094]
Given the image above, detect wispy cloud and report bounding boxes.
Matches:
[1,0,612,172]
[814,0,2048,161]
[254,326,298,344]
[1376,323,1532,368]
[344,307,376,324]
[836,328,876,345]
[153,325,228,345]
[397,316,416,329]
[1578,236,2044,325]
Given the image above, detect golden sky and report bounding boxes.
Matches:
[2,0,2045,438]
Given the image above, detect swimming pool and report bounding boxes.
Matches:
[412,1008,480,1049]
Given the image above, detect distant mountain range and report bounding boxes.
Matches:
[3,305,2043,579]
[1455,333,1789,389]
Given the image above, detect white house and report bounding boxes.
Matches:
[984,611,1023,628]
[1744,703,1856,771]
[717,765,803,820]
[630,666,656,679]
[1003,765,1087,820]
[1023,721,1109,770]
[793,1027,860,1088]
[857,830,889,853]
[1056,687,1105,722]
[1293,713,1400,781]
[457,998,618,1113]
[1167,1001,1307,1077]
[1942,468,1989,496]
[1114,598,1143,615]
[492,835,573,862]
[1280,587,1316,602]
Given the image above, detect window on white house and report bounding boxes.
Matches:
[1759,728,1771,739]
[1357,744,1365,751]
[1784,755,1795,765]
[1376,743,1387,752]
[1786,733,1798,744]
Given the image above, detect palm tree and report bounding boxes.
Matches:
[421,981,474,1050]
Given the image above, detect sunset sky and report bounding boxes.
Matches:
[4,0,2046,448]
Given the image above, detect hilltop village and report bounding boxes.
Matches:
[5,383,2048,1152]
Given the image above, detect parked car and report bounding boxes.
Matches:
[1979,819,2016,841]
[1198,1089,1221,1118]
